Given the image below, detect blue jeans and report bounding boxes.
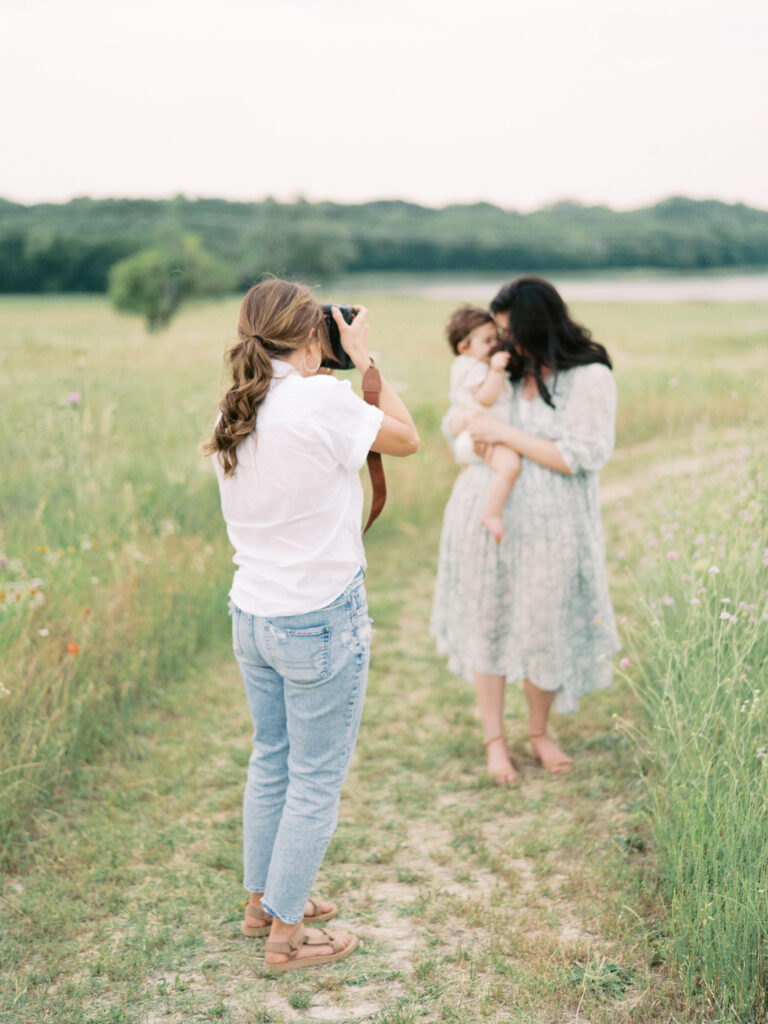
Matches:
[231,572,371,924]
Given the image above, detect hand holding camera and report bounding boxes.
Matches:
[322,305,371,372]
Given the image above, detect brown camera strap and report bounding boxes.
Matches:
[362,363,386,534]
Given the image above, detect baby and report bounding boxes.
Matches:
[446,305,521,543]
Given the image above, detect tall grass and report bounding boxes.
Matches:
[621,445,768,1020]
[0,299,236,861]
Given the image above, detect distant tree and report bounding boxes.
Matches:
[108,235,234,331]
[0,232,31,291]
[237,210,356,289]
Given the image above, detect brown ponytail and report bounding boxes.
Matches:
[203,279,328,476]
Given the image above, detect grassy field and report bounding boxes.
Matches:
[1,294,766,1024]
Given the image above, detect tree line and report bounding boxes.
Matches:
[1,194,767,295]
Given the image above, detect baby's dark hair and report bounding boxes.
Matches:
[446,305,494,355]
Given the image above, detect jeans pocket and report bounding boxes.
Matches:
[267,623,331,685]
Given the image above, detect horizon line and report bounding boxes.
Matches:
[2,192,767,217]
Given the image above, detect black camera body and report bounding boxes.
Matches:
[320,304,357,369]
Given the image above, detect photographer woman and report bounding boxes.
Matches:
[205,279,418,972]
[431,276,619,784]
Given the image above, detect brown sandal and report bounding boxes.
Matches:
[242,896,337,938]
[483,734,519,786]
[264,923,359,974]
[528,731,573,775]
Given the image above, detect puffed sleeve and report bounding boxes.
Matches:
[554,364,616,474]
[307,376,384,473]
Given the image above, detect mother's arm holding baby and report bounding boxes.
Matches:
[466,412,572,475]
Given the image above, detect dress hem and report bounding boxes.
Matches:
[431,630,620,715]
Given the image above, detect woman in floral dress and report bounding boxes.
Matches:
[430,276,620,783]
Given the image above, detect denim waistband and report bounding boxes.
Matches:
[229,569,365,621]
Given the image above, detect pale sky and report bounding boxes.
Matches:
[1,0,766,211]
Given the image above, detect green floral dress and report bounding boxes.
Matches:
[430,363,620,714]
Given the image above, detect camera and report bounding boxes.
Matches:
[320,304,357,370]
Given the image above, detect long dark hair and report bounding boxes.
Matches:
[490,276,612,407]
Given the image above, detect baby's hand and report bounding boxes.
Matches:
[490,350,510,372]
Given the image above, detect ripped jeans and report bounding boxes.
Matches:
[231,571,371,924]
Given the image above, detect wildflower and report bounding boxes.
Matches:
[0,683,10,697]
[666,551,679,560]
[37,546,49,554]
[757,748,767,760]
[619,657,631,669]
[65,392,82,405]
[66,641,80,655]
[690,598,701,606]
[650,619,660,627]
[669,378,679,388]
[708,566,721,575]
[719,611,731,620]
[662,596,675,606]
[38,628,49,637]
[721,598,731,604]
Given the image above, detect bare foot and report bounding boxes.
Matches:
[246,896,335,929]
[265,925,355,966]
[529,733,573,774]
[485,735,518,785]
[482,514,504,544]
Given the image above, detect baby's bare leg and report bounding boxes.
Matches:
[481,445,522,543]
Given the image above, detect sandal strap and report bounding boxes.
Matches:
[483,734,505,747]
[304,927,345,952]
[244,897,272,923]
[265,923,306,958]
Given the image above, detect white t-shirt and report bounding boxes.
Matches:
[212,360,384,617]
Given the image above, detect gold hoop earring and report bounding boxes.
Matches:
[303,352,322,374]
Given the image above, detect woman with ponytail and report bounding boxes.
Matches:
[205,279,418,972]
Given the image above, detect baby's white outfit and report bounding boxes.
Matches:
[448,355,513,464]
